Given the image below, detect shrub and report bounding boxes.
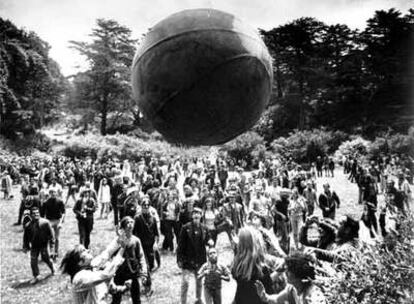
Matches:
[334,136,371,161]
[368,128,414,159]
[324,215,414,303]
[270,128,349,164]
[220,131,266,169]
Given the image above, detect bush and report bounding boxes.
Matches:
[270,128,349,164]
[325,215,414,303]
[220,131,266,169]
[368,128,414,159]
[334,136,371,161]
[54,133,212,162]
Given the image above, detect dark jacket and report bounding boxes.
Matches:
[177,222,210,271]
[133,213,159,247]
[318,191,340,217]
[23,218,55,250]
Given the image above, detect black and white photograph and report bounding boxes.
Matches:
[1,0,413,303]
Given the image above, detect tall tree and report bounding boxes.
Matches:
[70,19,137,135]
[0,18,66,137]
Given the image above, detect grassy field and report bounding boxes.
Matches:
[1,168,363,304]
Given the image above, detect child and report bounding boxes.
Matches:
[197,247,230,304]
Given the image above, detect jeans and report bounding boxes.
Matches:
[162,220,180,251]
[181,269,202,304]
[142,244,155,271]
[77,217,94,249]
[204,286,221,304]
[49,219,61,255]
[111,266,141,304]
[30,247,54,277]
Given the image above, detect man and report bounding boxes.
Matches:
[177,208,213,304]
[23,207,55,284]
[221,190,245,236]
[73,190,97,249]
[15,185,41,226]
[318,183,340,219]
[111,175,125,227]
[133,197,159,271]
[303,181,317,217]
[48,178,63,199]
[41,188,65,259]
[398,171,412,212]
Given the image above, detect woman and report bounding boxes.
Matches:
[60,244,125,304]
[255,253,326,304]
[98,178,111,219]
[202,195,219,245]
[232,227,275,304]
[288,188,307,250]
[161,190,181,251]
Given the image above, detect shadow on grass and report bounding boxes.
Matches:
[11,273,54,289]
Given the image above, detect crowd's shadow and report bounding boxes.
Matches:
[11,273,54,289]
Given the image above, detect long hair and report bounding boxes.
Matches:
[60,245,85,282]
[232,226,266,281]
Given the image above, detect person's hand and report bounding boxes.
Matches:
[304,247,317,257]
[207,239,214,247]
[22,248,29,254]
[177,260,183,269]
[124,279,132,289]
[153,242,158,251]
[57,223,62,229]
[254,280,268,302]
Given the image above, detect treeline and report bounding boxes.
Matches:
[0,19,67,137]
[1,9,413,142]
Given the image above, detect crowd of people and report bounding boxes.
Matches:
[0,151,413,304]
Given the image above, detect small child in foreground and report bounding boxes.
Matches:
[197,247,230,304]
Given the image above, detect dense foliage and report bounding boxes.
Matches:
[324,215,414,304]
[0,18,67,138]
[257,8,414,141]
[67,19,137,135]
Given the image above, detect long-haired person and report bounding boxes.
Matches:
[97,177,111,219]
[255,253,326,304]
[202,195,219,245]
[60,244,125,304]
[231,227,275,304]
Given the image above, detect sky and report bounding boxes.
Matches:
[1,0,413,76]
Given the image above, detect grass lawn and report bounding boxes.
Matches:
[1,168,363,304]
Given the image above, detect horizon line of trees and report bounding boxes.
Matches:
[1,8,413,143]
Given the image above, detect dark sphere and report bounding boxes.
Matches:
[131,8,273,146]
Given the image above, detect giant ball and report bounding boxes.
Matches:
[131,8,273,145]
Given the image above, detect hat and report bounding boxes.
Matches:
[192,207,202,214]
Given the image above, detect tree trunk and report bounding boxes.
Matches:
[101,96,107,135]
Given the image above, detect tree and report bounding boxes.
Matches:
[0,18,66,138]
[69,19,137,135]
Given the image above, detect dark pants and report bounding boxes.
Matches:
[162,220,180,251]
[112,266,141,304]
[142,244,155,271]
[30,247,54,277]
[77,217,94,249]
[204,286,221,304]
[364,207,378,238]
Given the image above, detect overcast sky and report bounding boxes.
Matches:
[1,0,413,76]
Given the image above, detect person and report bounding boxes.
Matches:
[203,195,220,245]
[48,178,63,199]
[161,190,181,252]
[255,253,327,304]
[65,172,78,206]
[110,175,124,227]
[41,188,65,259]
[318,183,340,219]
[307,215,360,263]
[288,188,307,249]
[398,171,412,212]
[93,216,150,304]
[60,244,125,304]
[299,216,337,250]
[15,185,41,226]
[97,177,111,219]
[177,207,213,304]
[1,170,13,199]
[133,197,159,272]
[73,190,97,249]
[232,227,275,304]
[23,207,55,284]
[197,247,230,304]
[302,182,317,217]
